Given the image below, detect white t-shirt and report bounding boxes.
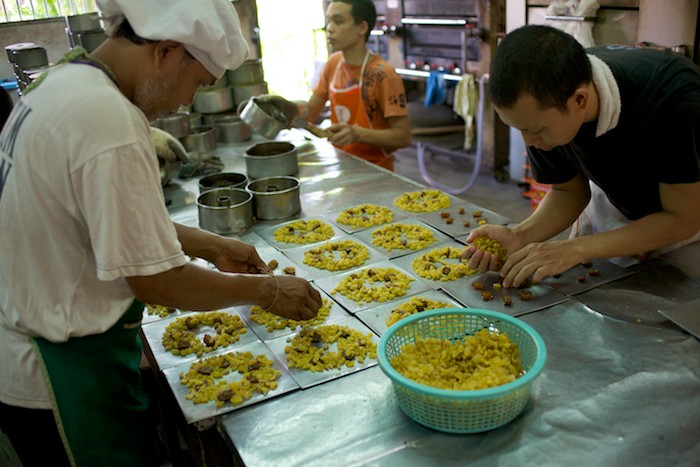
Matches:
[0,62,187,409]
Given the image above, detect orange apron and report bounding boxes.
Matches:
[329,51,393,170]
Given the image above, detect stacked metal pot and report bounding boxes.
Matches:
[4,42,50,94]
[65,13,107,52]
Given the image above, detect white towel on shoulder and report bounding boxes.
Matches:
[588,54,621,137]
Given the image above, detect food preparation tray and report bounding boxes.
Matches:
[390,240,476,290]
[263,315,379,389]
[142,305,194,326]
[256,246,311,282]
[326,199,409,234]
[162,340,299,424]
[282,235,386,281]
[141,308,259,370]
[255,215,344,251]
[441,271,569,317]
[355,288,464,337]
[375,189,464,215]
[542,260,635,296]
[352,218,452,259]
[238,286,351,341]
[313,259,431,314]
[418,202,513,239]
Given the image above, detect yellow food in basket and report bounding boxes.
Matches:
[385,296,454,327]
[284,324,377,372]
[303,239,369,271]
[331,267,414,304]
[390,329,523,390]
[162,312,247,357]
[411,246,478,281]
[179,351,281,407]
[273,219,334,244]
[472,237,507,262]
[371,223,437,252]
[393,189,451,213]
[249,298,332,332]
[336,203,393,228]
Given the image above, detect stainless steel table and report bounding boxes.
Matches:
[161,132,700,467]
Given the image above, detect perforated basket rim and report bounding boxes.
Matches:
[378,307,547,400]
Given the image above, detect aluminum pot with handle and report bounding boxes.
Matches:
[238,97,287,140]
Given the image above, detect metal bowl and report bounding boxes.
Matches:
[246,176,301,220]
[227,59,264,85]
[232,82,269,106]
[238,97,288,140]
[197,188,254,234]
[193,86,234,114]
[182,126,217,155]
[215,116,251,143]
[198,172,248,194]
[244,141,297,179]
[153,112,190,139]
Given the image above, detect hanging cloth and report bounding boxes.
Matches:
[329,50,391,169]
[452,73,477,150]
[424,71,446,107]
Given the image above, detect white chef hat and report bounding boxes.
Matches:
[96,0,250,79]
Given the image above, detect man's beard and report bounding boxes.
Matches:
[133,61,186,121]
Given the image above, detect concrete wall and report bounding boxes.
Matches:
[0,18,70,80]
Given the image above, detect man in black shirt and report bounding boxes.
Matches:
[464,25,700,288]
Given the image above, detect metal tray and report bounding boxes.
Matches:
[543,260,635,296]
[257,246,312,282]
[238,286,352,341]
[441,271,569,317]
[282,235,386,281]
[313,259,431,314]
[418,202,513,239]
[355,289,464,337]
[375,188,464,215]
[141,308,259,370]
[142,305,194,326]
[390,240,477,290]
[162,340,299,424]
[263,316,379,389]
[326,199,409,234]
[255,215,344,251]
[352,218,451,259]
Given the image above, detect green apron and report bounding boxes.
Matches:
[32,300,157,467]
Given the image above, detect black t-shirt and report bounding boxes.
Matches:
[528,46,700,220]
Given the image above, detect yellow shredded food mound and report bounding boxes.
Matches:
[411,246,478,281]
[472,237,507,261]
[248,298,332,332]
[145,304,177,318]
[302,239,369,271]
[336,203,393,228]
[331,267,414,304]
[284,324,377,372]
[162,312,247,357]
[371,223,437,252]
[393,189,451,213]
[273,219,334,244]
[385,296,454,327]
[179,351,281,406]
[391,329,523,390]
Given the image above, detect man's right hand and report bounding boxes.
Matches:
[265,275,322,321]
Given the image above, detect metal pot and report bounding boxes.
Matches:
[11,45,48,70]
[215,116,251,143]
[66,13,102,33]
[193,86,234,114]
[232,82,269,106]
[227,59,264,85]
[153,112,190,139]
[182,126,217,155]
[244,141,297,179]
[238,97,287,140]
[4,42,35,63]
[246,176,301,220]
[197,188,254,234]
[201,111,236,126]
[198,172,248,194]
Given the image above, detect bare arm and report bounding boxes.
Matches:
[326,115,412,151]
[306,94,327,124]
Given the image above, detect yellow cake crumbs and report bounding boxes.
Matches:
[411,246,478,281]
[336,203,393,228]
[284,324,377,372]
[273,219,334,244]
[248,298,332,333]
[393,189,451,213]
[385,296,454,327]
[390,329,523,390]
[179,351,280,407]
[145,303,177,318]
[162,312,247,357]
[371,223,437,252]
[331,267,414,304]
[472,237,507,261]
[303,239,370,271]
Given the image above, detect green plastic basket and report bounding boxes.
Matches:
[378,307,547,434]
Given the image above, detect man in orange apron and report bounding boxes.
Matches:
[308,0,411,171]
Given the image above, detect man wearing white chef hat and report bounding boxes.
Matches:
[0,1,322,466]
